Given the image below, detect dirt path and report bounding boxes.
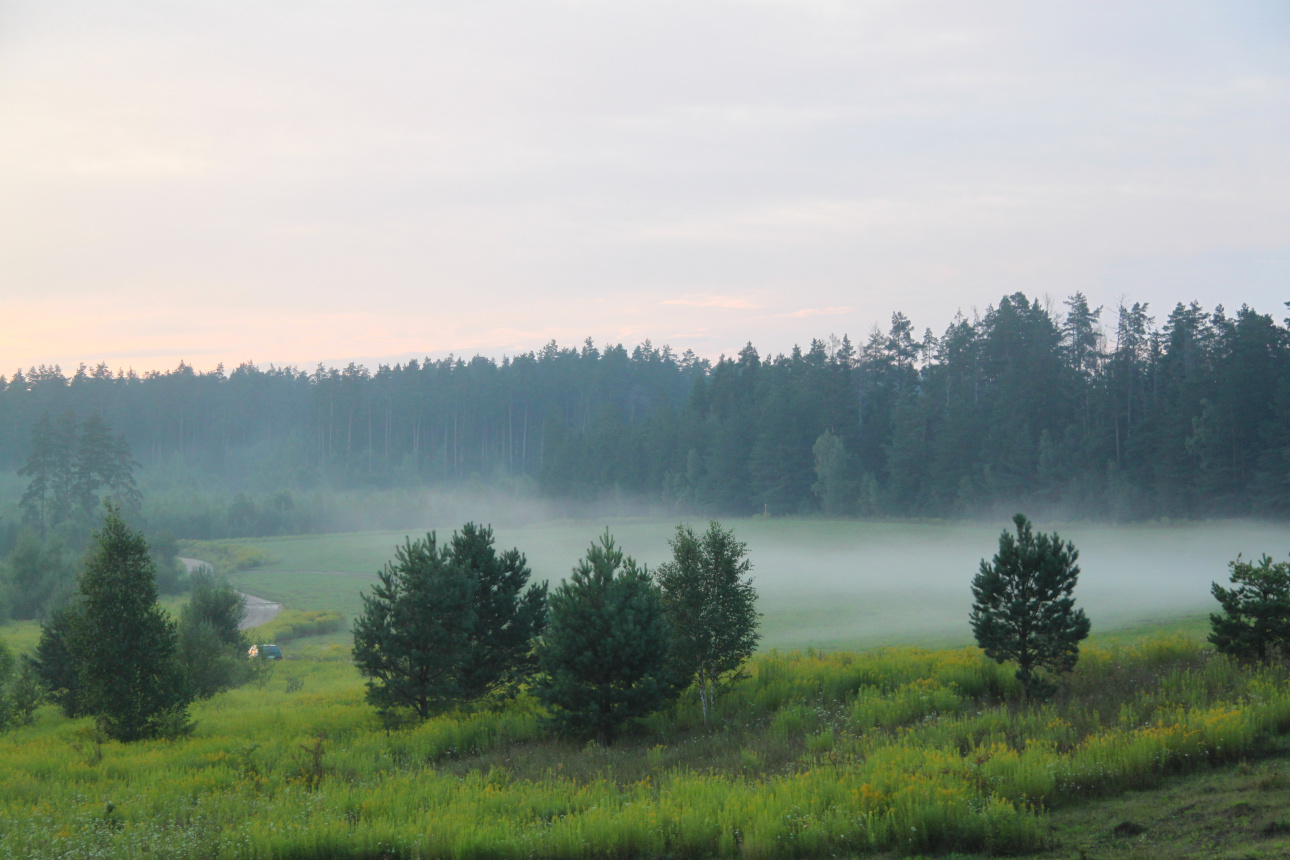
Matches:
[178,557,283,630]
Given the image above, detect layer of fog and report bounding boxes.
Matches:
[234,487,1289,651]
[481,518,1288,650]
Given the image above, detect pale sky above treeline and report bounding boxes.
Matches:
[1,1,1287,374]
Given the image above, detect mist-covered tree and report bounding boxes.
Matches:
[535,531,671,746]
[17,413,77,535]
[68,506,191,741]
[178,567,248,699]
[1,532,76,620]
[30,606,84,717]
[0,641,40,732]
[148,532,189,595]
[446,523,548,703]
[351,534,476,720]
[811,430,855,516]
[74,413,142,520]
[17,412,140,537]
[1209,554,1290,663]
[654,521,759,722]
[970,514,1090,699]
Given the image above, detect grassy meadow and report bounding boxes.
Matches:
[2,634,1290,858]
[4,517,1290,858]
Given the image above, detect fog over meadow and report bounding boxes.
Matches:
[229,485,1290,650]
[494,518,1290,649]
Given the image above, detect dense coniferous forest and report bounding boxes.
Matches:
[3,292,1289,533]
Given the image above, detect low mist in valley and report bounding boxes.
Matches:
[217,497,1288,651]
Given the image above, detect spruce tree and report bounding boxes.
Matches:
[970,514,1090,699]
[69,506,191,741]
[351,534,476,720]
[535,531,671,746]
[655,521,759,722]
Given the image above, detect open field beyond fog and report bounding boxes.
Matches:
[214,518,1290,651]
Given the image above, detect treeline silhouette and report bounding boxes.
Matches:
[3,292,1288,529]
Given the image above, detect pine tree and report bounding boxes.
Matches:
[71,413,142,520]
[1209,554,1290,663]
[535,531,671,746]
[654,521,759,723]
[68,507,191,741]
[970,514,1090,699]
[74,413,118,518]
[446,523,548,703]
[17,413,77,535]
[351,534,476,720]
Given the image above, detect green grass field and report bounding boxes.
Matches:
[2,632,1290,859]
[200,517,1285,651]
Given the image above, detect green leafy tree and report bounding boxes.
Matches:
[970,514,1090,699]
[351,534,476,720]
[655,521,760,722]
[535,531,671,746]
[1209,554,1290,663]
[30,606,83,717]
[178,568,248,699]
[68,507,191,741]
[446,523,548,703]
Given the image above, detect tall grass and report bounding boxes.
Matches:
[2,637,1288,859]
[245,610,345,645]
[174,541,271,574]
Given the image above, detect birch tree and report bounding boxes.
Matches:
[655,521,760,723]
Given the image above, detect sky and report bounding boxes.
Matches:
[1,1,1288,374]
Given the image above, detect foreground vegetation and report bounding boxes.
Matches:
[2,633,1289,858]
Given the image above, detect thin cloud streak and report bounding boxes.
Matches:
[661,295,766,310]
